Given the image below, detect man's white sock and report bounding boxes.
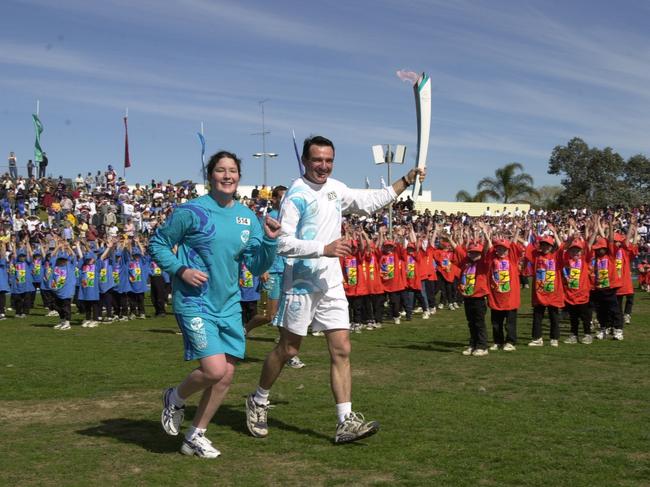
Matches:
[336,402,352,424]
[253,386,270,406]
[185,425,206,441]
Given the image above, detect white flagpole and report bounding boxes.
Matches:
[36,99,40,116]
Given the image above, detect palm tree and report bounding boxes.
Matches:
[455,189,489,202]
[476,162,539,203]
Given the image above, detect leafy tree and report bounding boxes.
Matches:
[624,154,650,206]
[529,185,563,210]
[476,162,539,203]
[548,137,627,208]
[455,189,489,202]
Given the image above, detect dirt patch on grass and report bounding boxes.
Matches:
[0,390,156,426]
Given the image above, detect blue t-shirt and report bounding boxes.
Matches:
[10,258,34,294]
[77,260,100,301]
[149,194,277,321]
[0,259,10,292]
[50,258,77,299]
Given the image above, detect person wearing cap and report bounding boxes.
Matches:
[482,223,522,352]
[246,135,425,445]
[435,235,458,311]
[125,237,150,319]
[525,226,564,347]
[50,240,77,330]
[614,218,638,325]
[401,225,425,323]
[588,217,624,340]
[359,227,386,327]
[560,234,593,344]
[637,258,650,292]
[0,241,10,319]
[9,240,34,318]
[150,150,280,459]
[377,225,406,325]
[341,228,362,331]
[449,227,491,356]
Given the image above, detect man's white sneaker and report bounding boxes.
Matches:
[180,433,221,458]
[623,314,631,324]
[564,335,578,344]
[581,334,593,344]
[245,394,269,438]
[613,329,624,341]
[462,347,474,356]
[334,411,379,444]
[550,339,559,347]
[472,348,489,357]
[528,338,543,347]
[502,343,516,351]
[286,356,306,369]
[161,388,185,436]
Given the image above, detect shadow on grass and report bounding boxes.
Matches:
[31,323,58,328]
[245,336,278,343]
[146,328,180,335]
[213,404,333,443]
[384,340,466,353]
[77,418,180,454]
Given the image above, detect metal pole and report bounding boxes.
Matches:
[387,146,393,238]
[260,100,268,186]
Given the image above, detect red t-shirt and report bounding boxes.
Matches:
[341,254,359,297]
[560,249,590,305]
[589,243,622,291]
[402,247,423,290]
[435,248,456,283]
[526,244,564,307]
[486,244,521,310]
[455,247,489,298]
[364,247,385,295]
[422,246,438,281]
[377,246,405,293]
[615,243,637,296]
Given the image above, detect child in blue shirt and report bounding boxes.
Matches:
[50,241,77,331]
[10,243,34,318]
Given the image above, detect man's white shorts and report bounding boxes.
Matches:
[273,284,350,336]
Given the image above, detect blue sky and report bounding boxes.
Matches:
[2,0,649,199]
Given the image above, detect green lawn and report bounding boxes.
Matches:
[1,291,649,486]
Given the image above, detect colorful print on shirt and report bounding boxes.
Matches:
[492,259,511,293]
[345,257,358,285]
[563,258,582,290]
[460,264,476,296]
[81,265,95,288]
[100,267,108,283]
[112,264,120,284]
[128,261,142,283]
[15,262,27,283]
[151,262,162,276]
[441,258,451,272]
[52,267,67,289]
[406,255,416,279]
[380,255,395,280]
[596,257,610,288]
[535,258,556,293]
[615,249,623,278]
[32,258,42,278]
[240,264,253,288]
[368,256,376,281]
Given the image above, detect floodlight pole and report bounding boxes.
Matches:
[373,144,405,238]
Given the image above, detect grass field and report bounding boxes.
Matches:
[1,291,649,487]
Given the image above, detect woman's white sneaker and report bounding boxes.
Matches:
[180,433,221,458]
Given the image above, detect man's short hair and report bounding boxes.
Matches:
[302,135,335,160]
[272,185,288,199]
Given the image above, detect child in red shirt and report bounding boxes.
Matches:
[560,237,593,344]
[525,228,564,347]
[377,227,405,325]
[614,221,638,324]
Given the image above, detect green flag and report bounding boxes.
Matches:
[32,114,43,162]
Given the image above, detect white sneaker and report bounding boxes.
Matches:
[399,311,406,317]
[286,356,306,369]
[528,338,543,347]
[595,330,605,340]
[462,347,473,356]
[472,348,488,356]
[564,335,578,344]
[606,327,613,336]
[311,330,324,337]
[393,317,401,325]
[81,320,90,328]
[623,314,631,324]
[53,322,64,330]
[422,311,430,320]
[161,388,185,436]
[448,304,455,311]
[120,316,129,322]
[550,339,559,347]
[437,303,444,310]
[581,334,593,344]
[245,394,269,438]
[372,322,382,329]
[46,310,59,317]
[502,343,516,352]
[430,307,437,315]
[613,329,624,341]
[414,307,423,314]
[59,321,71,330]
[334,411,379,444]
[129,314,136,320]
[139,314,147,319]
[180,433,221,459]
[86,321,99,328]
[489,344,500,351]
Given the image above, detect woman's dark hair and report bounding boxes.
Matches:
[301,135,335,160]
[206,151,242,177]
